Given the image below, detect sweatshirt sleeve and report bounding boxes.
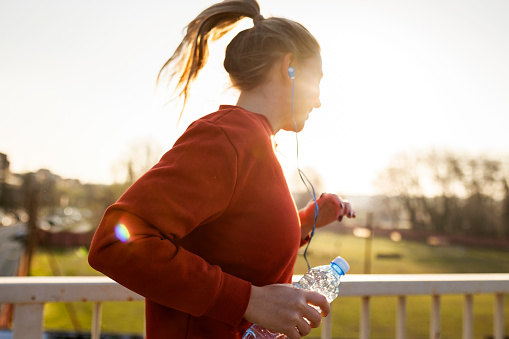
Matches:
[88,120,251,327]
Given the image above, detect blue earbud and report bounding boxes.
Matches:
[288,66,295,80]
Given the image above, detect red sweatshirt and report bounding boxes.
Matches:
[88,105,303,338]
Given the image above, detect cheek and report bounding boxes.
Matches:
[299,84,320,106]
[295,81,311,100]
[312,86,320,101]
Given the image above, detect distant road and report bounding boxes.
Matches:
[0,223,26,276]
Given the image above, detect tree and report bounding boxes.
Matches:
[111,138,164,185]
[375,150,508,238]
[501,180,509,237]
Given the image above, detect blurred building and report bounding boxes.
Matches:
[0,153,11,208]
[0,153,9,184]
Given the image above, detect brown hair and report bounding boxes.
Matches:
[157,0,320,119]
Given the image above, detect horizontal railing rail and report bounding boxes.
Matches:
[0,274,508,339]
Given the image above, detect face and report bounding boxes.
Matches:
[283,53,323,132]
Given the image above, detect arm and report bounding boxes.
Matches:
[299,193,356,242]
[88,121,250,327]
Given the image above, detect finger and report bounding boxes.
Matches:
[336,195,345,210]
[304,291,329,315]
[295,317,312,337]
[346,204,352,217]
[337,197,347,221]
[302,305,322,328]
[330,194,343,218]
[338,197,347,212]
[320,300,331,316]
[285,327,302,339]
[347,206,356,218]
[342,201,354,218]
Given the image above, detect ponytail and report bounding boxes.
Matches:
[157,0,261,120]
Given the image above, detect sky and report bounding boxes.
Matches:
[1,0,508,196]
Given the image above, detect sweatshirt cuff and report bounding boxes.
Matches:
[204,272,252,327]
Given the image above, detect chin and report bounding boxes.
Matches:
[284,122,306,133]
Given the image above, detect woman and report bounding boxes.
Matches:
[88,0,355,338]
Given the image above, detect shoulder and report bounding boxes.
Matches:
[189,105,273,146]
[169,105,275,163]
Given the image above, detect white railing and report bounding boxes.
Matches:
[0,274,507,339]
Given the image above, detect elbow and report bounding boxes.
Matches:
[87,238,107,274]
[87,223,120,275]
[87,207,124,274]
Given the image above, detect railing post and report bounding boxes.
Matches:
[13,303,44,339]
[321,311,332,339]
[396,296,406,339]
[494,293,504,339]
[91,302,103,339]
[360,296,370,339]
[463,294,473,339]
[430,295,441,339]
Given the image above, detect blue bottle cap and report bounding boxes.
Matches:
[331,256,350,274]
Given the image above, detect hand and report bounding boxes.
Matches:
[243,284,330,339]
[300,193,356,231]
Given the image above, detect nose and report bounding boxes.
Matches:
[314,97,321,109]
[314,86,321,109]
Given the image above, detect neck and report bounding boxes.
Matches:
[236,87,289,134]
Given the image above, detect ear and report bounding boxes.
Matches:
[280,53,295,81]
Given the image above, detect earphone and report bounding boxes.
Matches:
[287,64,319,271]
[288,66,295,80]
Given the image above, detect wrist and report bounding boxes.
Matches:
[243,285,260,324]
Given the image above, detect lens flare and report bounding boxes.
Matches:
[115,224,130,243]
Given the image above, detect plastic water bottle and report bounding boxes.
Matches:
[242,256,350,339]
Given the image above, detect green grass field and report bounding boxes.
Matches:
[297,230,509,338]
[31,230,509,338]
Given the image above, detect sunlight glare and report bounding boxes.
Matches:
[115,224,130,243]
